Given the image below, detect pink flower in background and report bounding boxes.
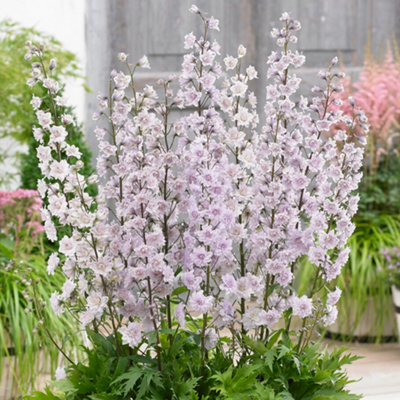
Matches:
[332,51,400,173]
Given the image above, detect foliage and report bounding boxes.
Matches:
[0,244,83,396]
[357,156,400,219]
[0,19,80,143]
[26,331,361,400]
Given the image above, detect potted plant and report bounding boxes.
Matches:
[380,247,400,336]
[24,6,365,399]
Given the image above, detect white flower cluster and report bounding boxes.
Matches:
[28,7,366,356]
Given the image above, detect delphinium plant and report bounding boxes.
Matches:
[26,7,366,399]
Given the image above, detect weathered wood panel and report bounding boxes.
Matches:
[85,0,400,156]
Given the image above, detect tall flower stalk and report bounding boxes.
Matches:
[27,7,367,375]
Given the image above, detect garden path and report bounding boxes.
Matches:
[328,341,400,399]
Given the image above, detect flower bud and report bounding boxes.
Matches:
[118,52,127,62]
[49,58,57,70]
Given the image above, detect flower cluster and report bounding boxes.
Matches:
[28,7,366,364]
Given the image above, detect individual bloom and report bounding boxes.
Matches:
[119,322,143,348]
[50,292,63,315]
[291,172,310,190]
[43,78,60,93]
[214,301,235,328]
[220,274,237,295]
[231,80,248,97]
[236,276,253,300]
[44,220,57,242]
[291,295,313,318]
[327,288,342,306]
[138,55,150,69]
[30,96,42,110]
[36,110,52,128]
[265,259,285,275]
[113,71,131,89]
[322,305,338,327]
[184,90,201,106]
[204,328,218,349]
[175,303,186,327]
[60,279,75,301]
[61,114,74,125]
[200,50,216,66]
[242,307,266,330]
[184,32,196,49]
[191,246,212,266]
[266,84,279,100]
[91,257,113,276]
[218,94,233,112]
[65,144,82,158]
[49,125,68,143]
[189,4,199,13]
[189,291,213,314]
[86,292,108,318]
[199,73,216,89]
[59,236,76,257]
[224,55,238,70]
[33,127,44,142]
[182,271,202,290]
[308,246,325,265]
[118,52,128,62]
[237,44,247,58]
[36,145,52,163]
[55,366,66,380]
[49,160,70,181]
[247,92,257,108]
[47,253,60,275]
[263,308,281,328]
[207,16,220,31]
[234,106,252,127]
[55,96,67,107]
[246,65,258,80]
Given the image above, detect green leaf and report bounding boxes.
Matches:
[172,286,189,296]
[263,349,277,371]
[112,366,143,396]
[277,345,290,360]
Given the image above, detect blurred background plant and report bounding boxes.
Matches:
[334,46,400,219]
[380,245,400,289]
[0,189,82,397]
